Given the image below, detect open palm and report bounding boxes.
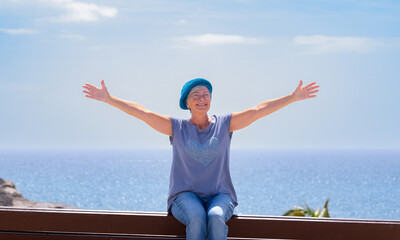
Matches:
[82,80,111,102]
[292,80,319,101]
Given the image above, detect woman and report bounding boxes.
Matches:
[82,78,319,240]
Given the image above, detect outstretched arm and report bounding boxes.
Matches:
[83,80,172,136]
[230,80,319,132]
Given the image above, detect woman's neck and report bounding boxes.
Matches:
[189,113,211,130]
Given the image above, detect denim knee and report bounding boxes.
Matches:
[207,208,226,227]
[187,207,207,227]
[184,204,207,240]
[171,192,207,240]
[207,209,228,240]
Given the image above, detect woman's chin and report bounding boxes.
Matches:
[192,105,210,113]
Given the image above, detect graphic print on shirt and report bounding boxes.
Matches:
[185,137,220,166]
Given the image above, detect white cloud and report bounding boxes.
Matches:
[294,35,382,54]
[174,34,264,48]
[177,19,187,25]
[41,0,117,22]
[0,28,37,34]
[0,0,29,4]
[58,33,84,41]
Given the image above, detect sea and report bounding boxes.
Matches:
[0,148,399,220]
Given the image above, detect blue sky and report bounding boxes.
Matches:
[1,0,399,149]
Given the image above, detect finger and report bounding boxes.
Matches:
[101,80,106,89]
[83,85,92,90]
[305,82,317,88]
[85,83,97,89]
[309,90,319,94]
[85,95,95,99]
[308,85,320,91]
[299,80,303,88]
[308,95,317,98]
[83,90,92,95]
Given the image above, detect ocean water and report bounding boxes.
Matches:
[0,148,399,220]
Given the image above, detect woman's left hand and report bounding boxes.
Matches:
[291,80,319,102]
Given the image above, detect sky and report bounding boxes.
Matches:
[0,0,399,149]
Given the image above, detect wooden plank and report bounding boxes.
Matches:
[0,231,186,240]
[1,207,400,240]
[227,215,400,240]
[0,208,185,236]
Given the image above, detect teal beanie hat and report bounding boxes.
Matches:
[180,78,212,110]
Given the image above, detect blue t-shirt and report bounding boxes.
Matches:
[168,114,238,211]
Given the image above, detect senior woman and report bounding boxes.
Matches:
[82,78,319,240]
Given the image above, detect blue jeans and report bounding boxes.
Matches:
[171,192,235,240]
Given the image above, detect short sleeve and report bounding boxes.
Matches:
[169,117,181,145]
[217,114,233,139]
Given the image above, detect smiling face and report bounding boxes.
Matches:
[186,85,211,113]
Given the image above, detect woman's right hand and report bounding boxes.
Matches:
[83,79,172,136]
[83,80,111,103]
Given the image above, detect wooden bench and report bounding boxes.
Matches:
[1,207,399,239]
